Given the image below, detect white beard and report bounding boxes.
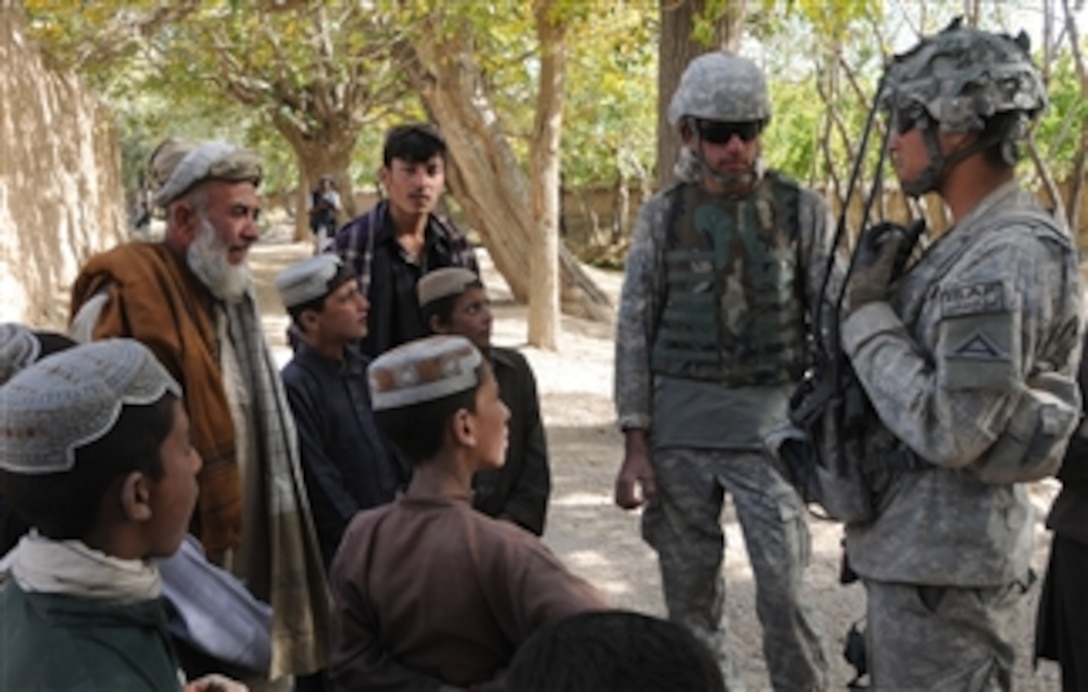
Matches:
[187,216,251,301]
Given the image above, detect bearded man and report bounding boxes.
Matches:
[69,137,330,687]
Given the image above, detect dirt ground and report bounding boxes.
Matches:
[249,234,1064,692]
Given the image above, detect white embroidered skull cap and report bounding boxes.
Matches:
[275,254,356,310]
[368,335,483,411]
[0,339,181,474]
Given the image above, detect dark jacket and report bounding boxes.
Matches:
[282,342,410,566]
[1047,328,1088,544]
[0,580,182,690]
[473,347,551,535]
[332,201,478,357]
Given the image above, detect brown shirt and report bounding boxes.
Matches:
[328,490,609,691]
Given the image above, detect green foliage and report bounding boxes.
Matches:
[562,2,658,187]
[1034,53,1087,180]
[762,76,821,181]
[21,0,1088,209]
[753,4,884,190]
[25,1,412,195]
[388,0,659,189]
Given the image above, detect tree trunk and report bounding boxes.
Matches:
[209,4,382,242]
[963,0,981,26]
[395,32,611,321]
[655,0,746,189]
[270,111,358,242]
[614,178,630,243]
[527,1,566,349]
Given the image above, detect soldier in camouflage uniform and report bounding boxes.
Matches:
[613,52,830,691]
[842,21,1083,689]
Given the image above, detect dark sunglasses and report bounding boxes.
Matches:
[696,120,762,144]
[890,104,930,135]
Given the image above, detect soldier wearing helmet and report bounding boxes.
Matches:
[613,51,831,690]
[878,17,1048,200]
[840,19,1082,688]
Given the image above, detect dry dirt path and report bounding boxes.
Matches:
[249,237,1062,691]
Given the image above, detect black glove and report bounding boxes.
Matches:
[846,221,921,313]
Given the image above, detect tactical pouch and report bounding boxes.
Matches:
[969,371,1080,484]
[768,218,925,524]
[768,356,876,524]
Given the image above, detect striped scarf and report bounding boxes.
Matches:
[222,296,331,679]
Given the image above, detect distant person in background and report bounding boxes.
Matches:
[333,122,477,357]
[308,175,342,254]
[275,254,409,567]
[506,610,726,692]
[418,267,550,535]
[133,200,153,239]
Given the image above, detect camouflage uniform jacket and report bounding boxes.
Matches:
[614,172,834,432]
[843,181,1083,586]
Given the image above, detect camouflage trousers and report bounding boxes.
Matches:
[864,576,1031,691]
[641,447,828,692]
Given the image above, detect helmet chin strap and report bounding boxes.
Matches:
[901,117,1008,197]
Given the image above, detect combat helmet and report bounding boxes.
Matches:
[667,52,771,127]
[880,17,1047,195]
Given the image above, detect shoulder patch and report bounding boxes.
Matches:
[952,332,1004,359]
[941,281,1006,317]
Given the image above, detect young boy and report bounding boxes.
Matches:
[0,339,236,691]
[276,254,409,567]
[417,267,550,535]
[328,335,609,691]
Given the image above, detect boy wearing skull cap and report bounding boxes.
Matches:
[328,335,609,691]
[275,254,409,567]
[0,339,241,691]
[0,325,272,686]
[417,267,550,535]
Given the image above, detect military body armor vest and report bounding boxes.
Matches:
[651,172,805,386]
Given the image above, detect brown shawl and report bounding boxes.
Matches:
[69,242,242,558]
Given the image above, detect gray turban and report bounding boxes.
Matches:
[149,138,262,208]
